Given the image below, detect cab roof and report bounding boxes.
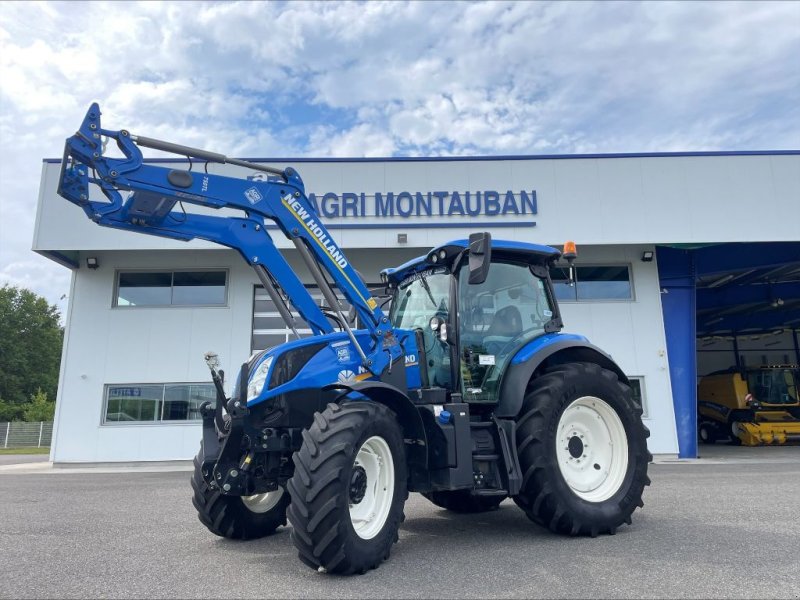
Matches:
[381,239,561,284]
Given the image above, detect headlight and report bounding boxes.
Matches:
[247,356,274,402]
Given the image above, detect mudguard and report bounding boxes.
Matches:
[497,333,629,419]
[323,380,428,474]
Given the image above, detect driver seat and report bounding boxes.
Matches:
[486,305,523,338]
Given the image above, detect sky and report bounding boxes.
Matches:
[1,0,798,318]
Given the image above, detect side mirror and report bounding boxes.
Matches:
[468,232,492,285]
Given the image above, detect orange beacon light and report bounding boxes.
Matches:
[563,241,577,263]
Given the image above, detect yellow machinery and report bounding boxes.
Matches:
[698,365,800,446]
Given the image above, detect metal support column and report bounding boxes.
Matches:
[657,246,698,459]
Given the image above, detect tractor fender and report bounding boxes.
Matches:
[496,335,629,419]
[323,381,428,472]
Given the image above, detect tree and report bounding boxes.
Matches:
[0,285,63,417]
[0,399,24,422]
[23,389,56,422]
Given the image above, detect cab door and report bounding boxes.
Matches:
[457,261,555,403]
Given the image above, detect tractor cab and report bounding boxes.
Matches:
[383,233,564,404]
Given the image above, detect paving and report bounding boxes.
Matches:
[0,448,798,599]
[0,454,49,466]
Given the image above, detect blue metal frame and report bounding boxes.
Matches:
[657,246,697,459]
[58,103,399,375]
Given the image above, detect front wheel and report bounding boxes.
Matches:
[514,362,651,536]
[191,443,289,540]
[287,401,408,575]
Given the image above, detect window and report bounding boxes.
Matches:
[252,283,380,352]
[103,383,215,424]
[459,262,556,403]
[116,270,227,307]
[549,265,633,301]
[628,377,648,419]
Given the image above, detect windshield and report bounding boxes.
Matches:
[747,369,799,405]
[390,267,452,387]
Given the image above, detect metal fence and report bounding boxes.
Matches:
[0,422,53,448]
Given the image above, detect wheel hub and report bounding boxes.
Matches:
[349,465,368,504]
[241,487,284,514]
[555,396,629,503]
[349,435,395,540]
[567,435,584,458]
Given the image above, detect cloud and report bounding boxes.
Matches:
[0,0,798,309]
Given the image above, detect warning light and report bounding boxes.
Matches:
[563,241,577,263]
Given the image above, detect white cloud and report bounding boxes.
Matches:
[0,0,798,309]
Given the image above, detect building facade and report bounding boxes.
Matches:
[33,151,800,462]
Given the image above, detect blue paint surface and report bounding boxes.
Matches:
[657,246,697,459]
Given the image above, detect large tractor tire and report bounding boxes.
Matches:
[191,443,290,540]
[287,401,408,575]
[514,362,651,537]
[422,490,505,513]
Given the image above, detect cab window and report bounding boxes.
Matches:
[389,268,452,388]
[458,261,554,402]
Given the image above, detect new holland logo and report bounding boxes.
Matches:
[283,194,348,269]
[337,369,356,384]
[244,187,263,205]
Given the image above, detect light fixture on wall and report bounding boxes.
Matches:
[641,250,654,262]
[397,233,408,244]
[86,257,99,269]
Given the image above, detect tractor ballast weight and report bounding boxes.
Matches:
[58,104,651,574]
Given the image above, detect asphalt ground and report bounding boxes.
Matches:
[1,452,799,599]
[0,454,49,466]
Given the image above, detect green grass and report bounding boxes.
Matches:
[0,447,50,455]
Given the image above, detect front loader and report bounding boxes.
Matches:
[57,104,651,574]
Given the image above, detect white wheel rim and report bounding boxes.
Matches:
[556,396,629,503]
[349,435,395,540]
[241,488,284,514]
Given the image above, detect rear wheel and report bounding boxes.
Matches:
[287,402,408,574]
[514,362,651,536]
[422,490,506,513]
[191,443,289,539]
[698,421,718,444]
[729,421,743,445]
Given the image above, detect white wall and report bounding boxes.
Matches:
[557,245,678,454]
[35,153,800,255]
[50,243,678,462]
[49,246,427,462]
[43,151,740,461]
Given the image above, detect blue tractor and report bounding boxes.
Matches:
[58,104,650,574]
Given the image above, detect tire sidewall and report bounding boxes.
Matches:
[543,370,647,527]
[340,403,407,565]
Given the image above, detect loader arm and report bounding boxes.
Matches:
[58,103,398,374]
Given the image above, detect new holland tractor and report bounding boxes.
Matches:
[57,104,651,574]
